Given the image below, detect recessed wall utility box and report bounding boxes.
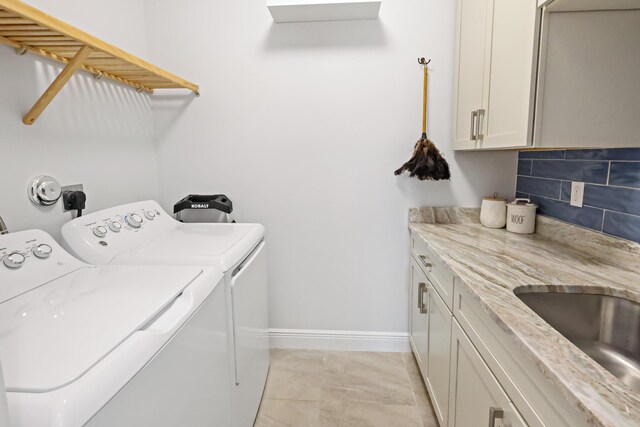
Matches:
[267,0,382,23]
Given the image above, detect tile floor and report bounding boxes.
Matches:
[254,350,439,427]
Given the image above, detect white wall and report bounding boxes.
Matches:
[0,0,159,240]
[144,0,517,343]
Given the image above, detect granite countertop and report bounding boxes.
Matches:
[409,208,640,427]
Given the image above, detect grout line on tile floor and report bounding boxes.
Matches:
[255,350,437,427]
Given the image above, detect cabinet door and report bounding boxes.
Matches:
[425,286,453,427]
[453,0,490,150]
[480,0,539,149]
[410,256,429,374]
[448,320,527,427]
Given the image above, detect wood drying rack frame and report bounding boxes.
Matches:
[0,0,199,125]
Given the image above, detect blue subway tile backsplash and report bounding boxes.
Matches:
[516,176,561,199]
[610,162,640,189]
[565,148,640,161]
[603,212,640,243]
[530,195,605,231]
[519,150,565,160]
[531,160,609,184]
[583,185,640,217]
[517,159,532,176]
[560,181,572,202]
[517,148,640,244]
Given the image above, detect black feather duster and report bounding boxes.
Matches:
[394,59,451,181]
[394,137,451,181]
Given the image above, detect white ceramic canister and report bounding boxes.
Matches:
[506,198,538,234]
[480,193,507,229]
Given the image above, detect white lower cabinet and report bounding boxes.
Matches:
[448,320,527,427]
[410,232,589,427]
[410,252,453,427]
[410,256,429,371]
[410,233,531,427]
[425,285,452,426]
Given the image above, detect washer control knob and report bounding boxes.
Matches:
[93,226,108,238]
[108,222,122,233]
[125,214,143,228]
[144,211,156,221]
[32,244,53,259]
[3,252,26,269]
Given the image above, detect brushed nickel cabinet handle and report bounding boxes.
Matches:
[419,255,433,270]
[421,286,429,314]
[418,282,426,311]
[470,110,478,141]
[488,407,504,427]
[477,108,486,142]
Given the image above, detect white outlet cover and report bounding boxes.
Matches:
[570,182,585,207]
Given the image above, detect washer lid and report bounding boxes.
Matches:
[0,265,203,393]
[120,223,264,272]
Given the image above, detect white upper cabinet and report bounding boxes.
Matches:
[453,0,491,150]
[538,0,640,10]
[534,7,640,148]
[453,0,640,151]
[453,0,539,150]
[481,0,539,149]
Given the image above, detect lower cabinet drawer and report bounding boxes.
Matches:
[411,232,455,310]
[449,320,527,427]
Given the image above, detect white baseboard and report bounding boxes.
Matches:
[269,328,411,352]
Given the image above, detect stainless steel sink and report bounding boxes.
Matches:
[517,292,640,394]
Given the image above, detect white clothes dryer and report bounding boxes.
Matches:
[0,230,230,427]
[61,200,269,427]
[0,361,9,427]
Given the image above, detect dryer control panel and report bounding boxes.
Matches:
[61,200,178,265]
[84,207,161,240]
[0,230,86,303]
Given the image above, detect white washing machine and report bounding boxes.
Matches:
[0,229,231,427]
[61,200,270,427]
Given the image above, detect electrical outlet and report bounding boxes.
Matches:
[570,182,584,207]
[61,184,84,212]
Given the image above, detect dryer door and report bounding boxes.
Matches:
[231,241,270,427]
